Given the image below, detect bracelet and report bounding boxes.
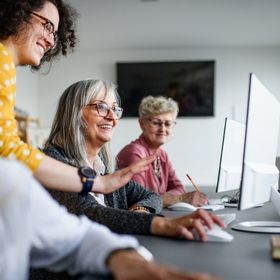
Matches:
[129,205,150,213]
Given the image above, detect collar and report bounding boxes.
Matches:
[138,134,167,163]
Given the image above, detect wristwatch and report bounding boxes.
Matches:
[78,166,97,195]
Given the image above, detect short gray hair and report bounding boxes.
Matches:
[138,95,179,119]
[44,79,120,173]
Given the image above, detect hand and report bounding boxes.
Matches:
[179,191,208,207]
[93,154,156,194]
[108,249,221,280]
[151,209,225,241]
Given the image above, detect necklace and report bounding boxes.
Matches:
[153,155,161,179]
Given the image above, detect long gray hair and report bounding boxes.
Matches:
[44,79,120,173]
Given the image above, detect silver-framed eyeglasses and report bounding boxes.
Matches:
[31,12,58,49]
[86,102,123,119]
[148,119,176,129]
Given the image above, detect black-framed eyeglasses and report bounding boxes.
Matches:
[31,12,58,49]
[148,119,176,129]
[86,102,123,119]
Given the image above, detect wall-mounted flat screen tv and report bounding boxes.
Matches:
[116,60,215,117]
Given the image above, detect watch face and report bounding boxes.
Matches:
[81,167,96,178]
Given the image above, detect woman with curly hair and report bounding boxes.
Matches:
[0,0,154,196]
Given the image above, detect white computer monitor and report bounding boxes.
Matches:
[238,73,280,211]
[216,117,245,193]
[231,74,280,233]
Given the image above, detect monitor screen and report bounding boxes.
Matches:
[116,61,215,117]
[238,73,280,210]
[216,118,245,193]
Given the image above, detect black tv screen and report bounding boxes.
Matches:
[116,60,215,117]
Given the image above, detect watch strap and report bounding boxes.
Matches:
[80,177,94,195]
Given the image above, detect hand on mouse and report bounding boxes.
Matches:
[151,209,225,241]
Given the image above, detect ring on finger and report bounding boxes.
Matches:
[187,218,194,227]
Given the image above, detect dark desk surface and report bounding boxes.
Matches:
[136,202,280,280]
[83,189,280,280]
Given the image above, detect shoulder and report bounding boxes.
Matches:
[44,146,65,158]
[0,44,16,82]
[159,148,169,161]
[43,146,72,165]
[118,141,148,158]
[0,43,15,69]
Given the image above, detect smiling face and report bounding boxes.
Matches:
[15,1,59,66]
[139,112,176,150]
[82,89,119,154]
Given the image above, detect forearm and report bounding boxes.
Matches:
[41,148,156,195]
[34,155,113,194]
[161,193,180,207]
[34,155,83,193]
[107,249,148,278]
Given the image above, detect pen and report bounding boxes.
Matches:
[186,174,202,193]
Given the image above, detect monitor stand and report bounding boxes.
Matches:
[231,221,280,233]
[231,188,280,233]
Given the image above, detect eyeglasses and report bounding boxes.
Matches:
[86,102,123,119]
[148,119,176,129]
[31,12,58,49]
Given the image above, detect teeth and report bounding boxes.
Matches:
[99,125,112,129]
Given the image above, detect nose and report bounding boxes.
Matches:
[44,33,55,50]
[106,108,119,120]
[158,123,166,130]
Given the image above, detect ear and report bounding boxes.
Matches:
[139,117,145,131]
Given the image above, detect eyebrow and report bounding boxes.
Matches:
[152,119,173,122]
[90,100,118,105]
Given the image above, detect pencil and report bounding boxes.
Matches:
[186,174,202,192]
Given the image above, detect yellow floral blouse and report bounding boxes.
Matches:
[0,43,44,172]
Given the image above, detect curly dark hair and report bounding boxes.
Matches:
[0,0,78,70]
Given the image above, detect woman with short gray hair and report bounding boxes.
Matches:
[117,95,208,207]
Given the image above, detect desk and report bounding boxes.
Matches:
[82,202,280,280]
[135,203,280,280]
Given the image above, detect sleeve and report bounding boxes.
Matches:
[49,189,155,235]
[44,146,155,235]
[0,46,44,172]
[0,159,139,276]
[124,180,162,214]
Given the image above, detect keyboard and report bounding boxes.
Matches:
[216,213,236,226]
[200,204,224,211]
[208,198,224,205]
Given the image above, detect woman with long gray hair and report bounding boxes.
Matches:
[44,79,224,237]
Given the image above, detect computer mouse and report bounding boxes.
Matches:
[168,202,197,212]
[204,226,234,242]
[193,226,234,242]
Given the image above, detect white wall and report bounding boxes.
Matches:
[16,67,38,117]
[33,46,280,187]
